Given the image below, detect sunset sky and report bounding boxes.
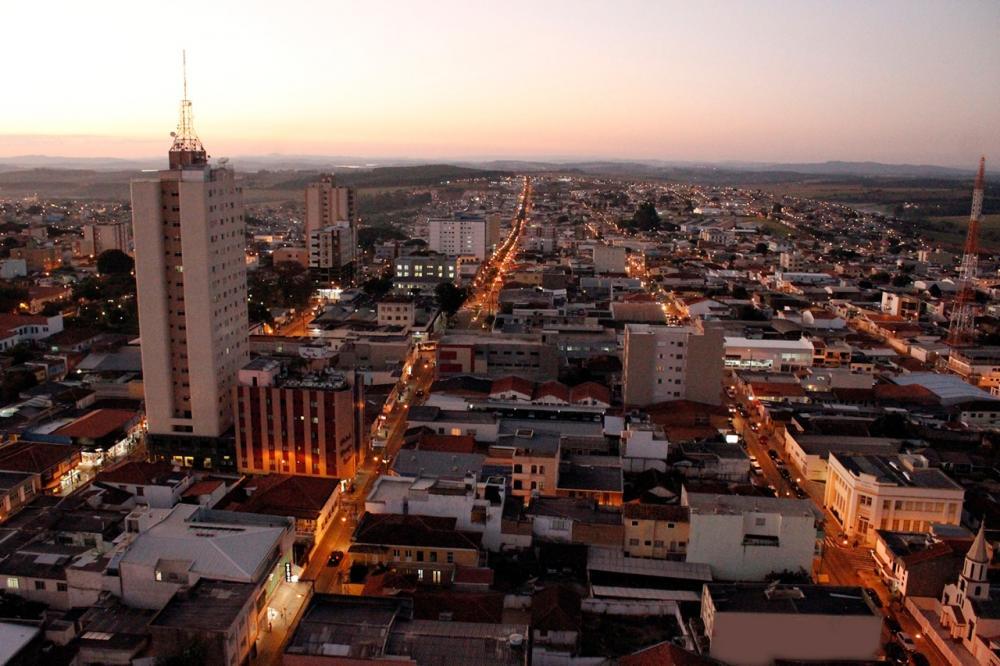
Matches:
[4,0,999,166]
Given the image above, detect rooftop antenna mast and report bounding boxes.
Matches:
[169,49,205,159]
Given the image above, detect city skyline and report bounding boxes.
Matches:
[4,0,999,167]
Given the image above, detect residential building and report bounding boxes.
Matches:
[623,503,690,559]
[872,526,974,598]
[233,357,364,479]
[131,94,249,454]
[0,471,39,523]
[622,323,724,407]
[304,173,355,238]
[308,224,355,282]
[82,221,131,257]
[427,213,499,261]
[377,296,416,329]
[823,453,965,545]
[699,583,882,666]
[95,461,195,508]
[946,346,1000,391]
[348,513,482,583]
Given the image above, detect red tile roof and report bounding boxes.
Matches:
[53,408,139,439]
[0,441,80,475]
[235,474,339,520]
[534,381,570,402]
[353,513,482,550]
[490,376,535,397]
[569,381,611,405]
[97,461,188,487]
[417,433,476,453]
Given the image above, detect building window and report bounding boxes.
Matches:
[6,577,18,589]
[446,552,454,564]
[34,580,46,590]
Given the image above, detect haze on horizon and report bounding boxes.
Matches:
[3,0,999,168]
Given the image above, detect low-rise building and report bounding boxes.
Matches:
[685,493,819,581]
[700,583,882,666]
[623,503,690,559]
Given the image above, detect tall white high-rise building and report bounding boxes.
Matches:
[304,174,356,238]
[131,67,249,446]
[427,213,500,261]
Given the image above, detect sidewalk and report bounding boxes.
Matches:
[254,580,313,665]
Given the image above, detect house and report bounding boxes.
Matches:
[623,503,690,559]
[348,513,482,585]
[95,461,194,508]
[872,526,974,598]
[0,440,82,492]
[225,474,341,562]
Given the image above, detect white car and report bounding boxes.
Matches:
[897,632,917,652]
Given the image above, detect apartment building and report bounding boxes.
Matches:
[427,213,500,261]
[623,504,690,559]
[82,221,131,257]
[824,453,965,546]
[622,323,724,407]
[131,106,249,449]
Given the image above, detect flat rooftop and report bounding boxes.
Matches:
[150,579,255,632]
[706,583,878,616]
[686,492,819,519]
[834,454,963,491]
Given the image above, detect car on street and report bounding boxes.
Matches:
[327,550,345,567]
[767,449,780,460]
[885,617,902,634]
[897,633,917,652]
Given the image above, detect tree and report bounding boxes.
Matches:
[891,273,912,288]
[362,275,394,300]
[630,202,661,231]
[434,281,467,317]
[97,249,134,276]
[0,283,28,313]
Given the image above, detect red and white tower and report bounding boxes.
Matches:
[947,157,987,347]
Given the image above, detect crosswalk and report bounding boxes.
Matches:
[822,536,877,571]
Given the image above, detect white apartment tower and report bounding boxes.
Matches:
[427,214,499,261]
[131,67,249,442]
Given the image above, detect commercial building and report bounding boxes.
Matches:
[699,583,882,666]
[427,213,500,261]
[131,92,249,455]
[685,493,819,581]
[393,252,458,293]
[622,323,724,407]
[823,453,965,545]
[723,336,814,372]
[233,357,364,480]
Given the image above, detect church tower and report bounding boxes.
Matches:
[958,522,990,604]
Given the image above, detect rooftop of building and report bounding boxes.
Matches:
[526,496,622,524]
[833,454,963,491]
[352,512,482,551]
[53,409,139,440]
[97,461,190,488]
[685,492,819,519]
[705,583,878,616]
[227,474,339,521]
[391,449,486,479]
[149,578,256,632]
[408,405,497,424]
[119,504,291,581]
[623,503,690,523]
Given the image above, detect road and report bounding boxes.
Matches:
[727,391,948,666]
[455,176,531,330]
[297,344,438,595]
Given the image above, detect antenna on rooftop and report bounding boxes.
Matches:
[169,49,206,165]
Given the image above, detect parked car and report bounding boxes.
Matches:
[885,617,902,634]
[897,632,917,652]
[327,550,345,567]
[778,467,791,480]
[767,449,780,460]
